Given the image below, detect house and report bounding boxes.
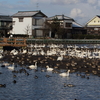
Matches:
[72,21,87,38]
[46,15,85,38]
[0,15,12,37]
[85,15,100,35]
[11,10,47,38]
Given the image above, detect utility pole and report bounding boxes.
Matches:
[36,3,39,10]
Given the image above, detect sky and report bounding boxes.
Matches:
[0,0,100,25]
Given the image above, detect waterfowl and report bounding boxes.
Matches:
[46,65,53,71]
[34,75,38,79]
[13,80,17,84]
[57,55,63,61]
[0,54,3,59]
[67,84,75,87]
[8,63,15,71]
[29,62,37,69]
[13,75,17,78]
[3,62,10,66]
[25,72,29,76]
[63,83,67,87]
[59,70,70,77]
[1,65,5,67]
[0,84,6,87]
[45,74,52,78]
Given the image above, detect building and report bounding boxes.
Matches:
[0,15,12,37]
[46,15,74,38]
[46,15,85,38]
[72,21,87,38]
[85,15,100,35]
[12,10,47,38]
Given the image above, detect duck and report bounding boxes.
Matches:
[46,65,53,71]
[67,84,75,87]
[13,80,17,84]
[59,70,70,77]
[45,74,52,78]
[8,63,15,71]
[29,62,37,69]
[34,75,38,79]
[0,84,6,88]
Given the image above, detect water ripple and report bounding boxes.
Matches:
[0,66,100,100]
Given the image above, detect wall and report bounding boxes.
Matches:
[12,17,32,35]
[87,17,100,26]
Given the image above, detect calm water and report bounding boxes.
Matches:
[0,63,100,100]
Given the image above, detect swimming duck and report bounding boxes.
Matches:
[0,84,6,87]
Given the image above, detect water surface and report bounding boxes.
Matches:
[0,65,100,100]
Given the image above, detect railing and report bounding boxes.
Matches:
[1,38,100,47]
[0,38,27,47]
[26,39,100,44]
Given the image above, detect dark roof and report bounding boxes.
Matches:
[47,15,74,21]
[96,15,100,18]
[12,10,47,17]
[72,21,83,28]
[0,15,12,21]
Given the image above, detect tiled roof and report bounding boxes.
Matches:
[0,15,12,21]
[12,10,41,17]
[47,15,74,21]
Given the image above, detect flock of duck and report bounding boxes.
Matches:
[0,43,100,88]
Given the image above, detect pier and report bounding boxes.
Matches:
[0,38,27,47]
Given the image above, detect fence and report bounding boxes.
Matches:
[0,38,100,47]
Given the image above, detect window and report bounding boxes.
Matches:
[65,23,71,27]
[94,28,98,30]
[19,18,23,22]
[36,19,43,26]
[36,30,43,37]
[32,18,43,26]
[1,22,6,27]
[60,22,63,26]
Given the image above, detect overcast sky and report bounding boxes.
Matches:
[0,0,100,25]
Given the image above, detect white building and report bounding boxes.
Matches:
[12,10,47,37]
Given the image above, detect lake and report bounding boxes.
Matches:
[0,64,100,100]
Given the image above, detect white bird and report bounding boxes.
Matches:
[3,62,10,66]
[22,49,27,54]
[59,70,70,77]
[0,54,3,59]
[29,62,37,69]
[46,65,53,71]
[8,63,15,71]
[57,55,63,61]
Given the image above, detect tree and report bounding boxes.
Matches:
[45,17,61,38]
[24,25,31,37]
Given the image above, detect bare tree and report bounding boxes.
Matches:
[24,25,31,37]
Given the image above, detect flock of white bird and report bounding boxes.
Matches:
[0,43,100,77]
[1,44,100,60]
[5,43,100,59]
